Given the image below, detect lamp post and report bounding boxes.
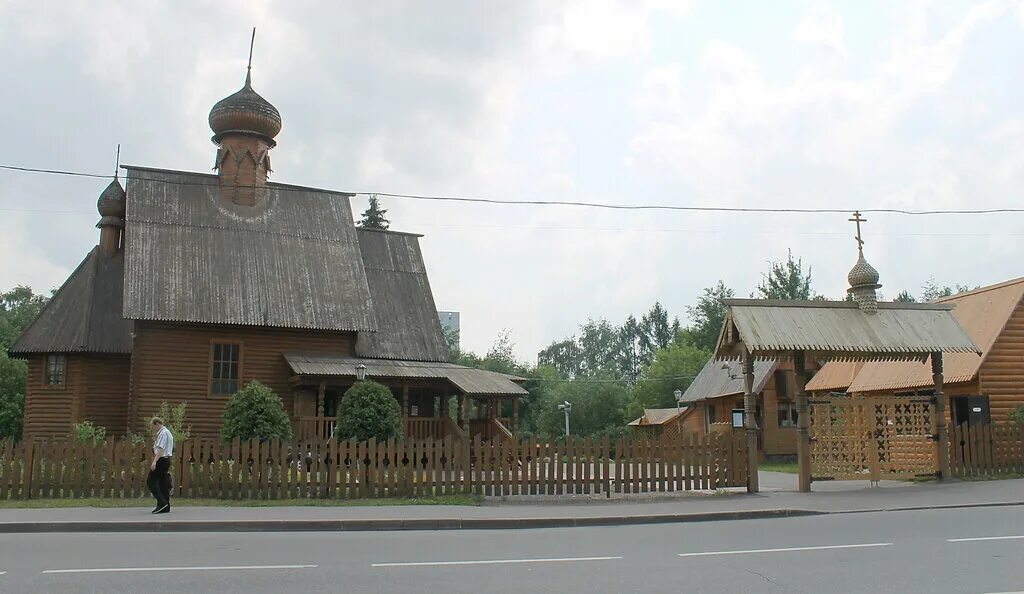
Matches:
[557,400,572,437]
[355,363,367,382]
[674,388,683,412]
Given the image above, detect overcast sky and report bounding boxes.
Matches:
[1,1,1023,362]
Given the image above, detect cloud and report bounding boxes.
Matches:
[793,4,848,57]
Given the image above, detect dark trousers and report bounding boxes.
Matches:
[147,457,172,508]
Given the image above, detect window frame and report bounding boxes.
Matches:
[777,400,799,428]
[208,340,244,397]
[44,354,67,387]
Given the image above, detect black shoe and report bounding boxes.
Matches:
[154,504,169,514]
[151,506,162,514]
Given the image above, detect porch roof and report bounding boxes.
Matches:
[284,352,528,397]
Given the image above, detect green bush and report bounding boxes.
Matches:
[70,420,106,445]
[1011,405,1024,426]
[220,380,293,442]
[335,380,404,442]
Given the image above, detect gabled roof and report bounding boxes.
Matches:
[628,407,687,426]
[121,166,378,332]
[808,278,1024,393]
[681,358,777,403]
[284,353,527,396]
[354,229,450,362]
[716,299,980,362]
[9,248,132,355]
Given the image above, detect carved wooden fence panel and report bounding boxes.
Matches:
[808,395,937,482]
[0,433,747,500]
[949,423,1024,477]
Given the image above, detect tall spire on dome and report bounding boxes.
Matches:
[208,28,281,206]
[96,144,126,257]
[846,211,882,314]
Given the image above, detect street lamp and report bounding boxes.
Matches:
[355,363,367,381]
[557,400,572,437]
[674,388,683,412]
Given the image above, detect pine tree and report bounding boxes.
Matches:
[357,195,390,230]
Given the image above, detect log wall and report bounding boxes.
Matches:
[978,298,1024,423]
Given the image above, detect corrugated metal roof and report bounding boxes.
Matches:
[812,278,1024,393]
[9,248,133,355]
[354,229,450,362]
[681,358,777,403]
[716,299,980,361]
[284,353,527,396]
[121,167,378,332]
[628,407,687,426]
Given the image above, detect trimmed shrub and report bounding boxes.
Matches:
[335,380,404,442]
[1011,405,1024,426]
[70,420,106,445]
[220,380,293,442]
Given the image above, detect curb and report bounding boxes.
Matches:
[0,501,1019,533]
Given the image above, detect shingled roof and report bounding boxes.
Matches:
[680,358,777,403]
[121,166,378,332]
[808,278,1024,393]
[354,229,450,362]
[9,248,132,355]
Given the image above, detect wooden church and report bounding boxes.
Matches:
[9,54,526,441]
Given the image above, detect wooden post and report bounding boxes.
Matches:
[460,394,468,430]
[742,351,759,493]
[932,352,950,480]
[512,398,520,434]
[317,381,326,417]
[402,384,410,416]
[794,351,812,493]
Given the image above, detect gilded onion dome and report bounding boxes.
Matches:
[96,177,126,227]
[208,70,282,146]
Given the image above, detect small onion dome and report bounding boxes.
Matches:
[96,177,126,226]
[847,250,881,290]
[208,71,282,146]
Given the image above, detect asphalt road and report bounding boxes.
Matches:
[0,506,1021,593]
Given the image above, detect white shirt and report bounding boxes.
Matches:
[153,426,174,458]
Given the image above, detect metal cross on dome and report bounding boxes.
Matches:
[849,210,867,250]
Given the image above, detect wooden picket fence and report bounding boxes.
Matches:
[949,423,1024,477]
[0,433,746,500]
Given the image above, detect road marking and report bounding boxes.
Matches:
[41,565,317,575]
[373,556,622,568]
[948,535,1024,543]
[677,543,893,557]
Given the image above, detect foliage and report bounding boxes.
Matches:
[638,302,679,366]
[756,250,814,300]
[680,281,734,352]
[70,420,106,445]
[1010,405,1024,426]
[920,277,975,302]
[442,326,460,359]
[357,195,390,230]
[335,381,404,442]
[532,378,631,438]
[148,401,191,444]
[220,381,293,442]
[893,290,916,303]
[627,343,710,419]
[0,286,51,441]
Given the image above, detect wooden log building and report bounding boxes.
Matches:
[9,59,526,441]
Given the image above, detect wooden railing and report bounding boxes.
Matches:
[296,417,336,442]
[404,417,446,440]
[469,418,513,442]
[0,433,749,500]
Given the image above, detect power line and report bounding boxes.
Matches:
[2,163,1024,216]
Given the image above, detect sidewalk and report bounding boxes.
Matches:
[1,472,1020,533]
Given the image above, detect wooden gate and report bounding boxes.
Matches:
[808,395,938,482]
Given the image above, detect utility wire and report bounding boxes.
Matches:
[2,163,1023,216]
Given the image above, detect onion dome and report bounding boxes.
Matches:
[847,250,881,289]
[96,177,126,227]
[208,71,282,146]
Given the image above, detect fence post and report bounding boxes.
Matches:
[23,441,35,500]
[742,351,760,493]
[931,352,950,480]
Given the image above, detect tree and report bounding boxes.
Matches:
[0,286,50,440]
[220,381,292,442]
[335,380,404,442]
[681,281,734,352]
[920,278,975,302]
[357,195,390,230]
[532,377,630,439]
[627,343,710,419]
[618,315,642,385]
[537,338,582,379]
[894,290,916,303]
[757,250,814,300]
[638,302,675,367]
[442,326,461,360]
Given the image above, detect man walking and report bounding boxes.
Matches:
[147,417,174,514]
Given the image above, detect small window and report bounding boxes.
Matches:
[45,355,67,386]
[778,400,799,427]
[210,343,240,396]
[706,405,716,426]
